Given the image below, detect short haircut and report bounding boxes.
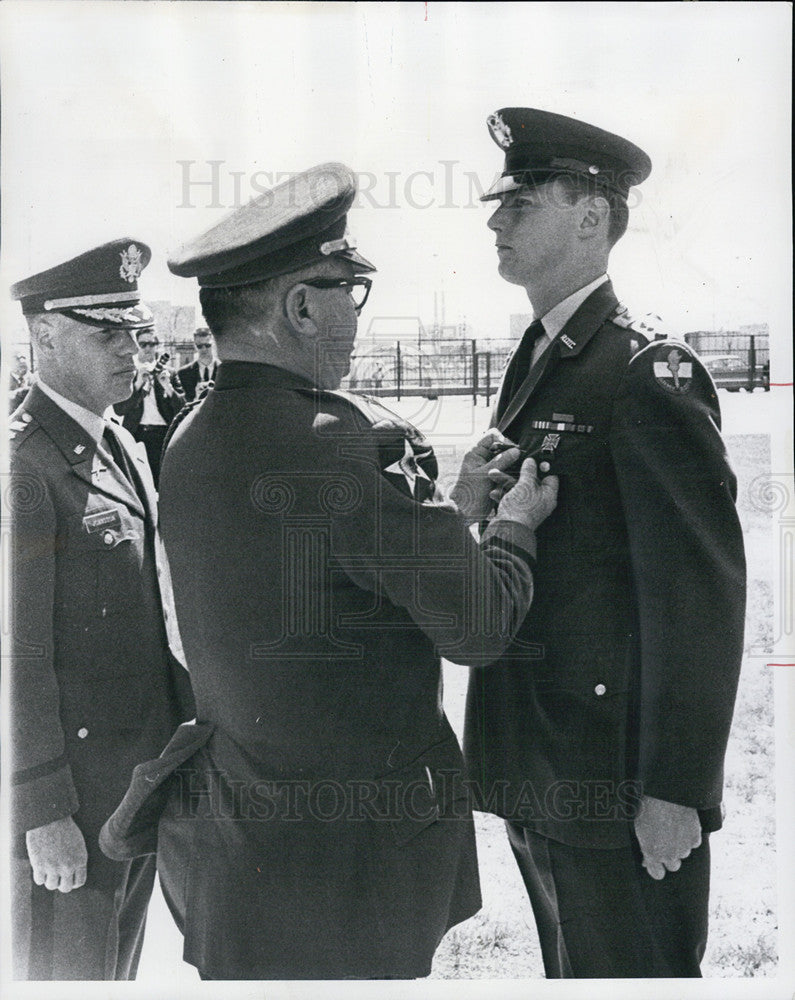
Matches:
[199,273,295,338]
[555,174,629,246]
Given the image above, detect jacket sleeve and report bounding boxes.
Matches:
[609,342,746,809]
[162,383,186,420]
[316,413,537,666]
[9,450,80,833]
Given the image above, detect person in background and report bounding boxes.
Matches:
[112,330,184,486]
[176,327,219,402]
[8,239,194,980]
[9,352,33,412]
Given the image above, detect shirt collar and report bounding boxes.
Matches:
[538,274,609,341]
[36,379,106,444]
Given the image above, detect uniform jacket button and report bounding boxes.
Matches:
[594,683,606,696]
[103,530,114,546]
[77,727,89,739]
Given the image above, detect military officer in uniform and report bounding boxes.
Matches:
[463,108,746,978]
[8,240,194,980]
[101,163,559,980]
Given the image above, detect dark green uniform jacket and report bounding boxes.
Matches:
[464,280,746,849]
[9,385,193,968]
[101,361,536,979]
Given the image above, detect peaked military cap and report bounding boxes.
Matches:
[481,107,651,201]
[168,162,376,288]
[10,238,154,329]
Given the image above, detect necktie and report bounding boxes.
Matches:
[102,424,144,502]
[501,319,547,413]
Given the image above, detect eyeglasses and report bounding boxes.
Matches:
[138,339,159,348]
[303,277,372,314]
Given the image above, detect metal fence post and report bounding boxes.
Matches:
[471,340,478,406]
[748,334,756,391]
[485,352,492,406]
[396,341,402,401]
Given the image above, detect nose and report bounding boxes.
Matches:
[487,203,504,232]
[121,331,139,355]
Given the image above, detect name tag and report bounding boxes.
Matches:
[83,508,122,534]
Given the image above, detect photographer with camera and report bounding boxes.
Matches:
[113,330,185,486]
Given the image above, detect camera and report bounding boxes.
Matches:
[152,351,171,376]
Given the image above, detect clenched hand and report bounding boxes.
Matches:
[26,816,88,893]
[634,794,701,880]
[492,456,559,534]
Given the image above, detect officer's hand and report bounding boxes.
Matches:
[449,430,522,525]
[634,794,701,880]
[133,368,149,392]
[26,816,88,893]
[492,457,558,532]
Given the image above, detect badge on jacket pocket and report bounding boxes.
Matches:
[83,508,122,534]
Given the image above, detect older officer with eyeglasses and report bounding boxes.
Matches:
[101,162,559,980]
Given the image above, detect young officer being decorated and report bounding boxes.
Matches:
[464,107,746,978]
[8,240,194,980]
[100,163,559,980]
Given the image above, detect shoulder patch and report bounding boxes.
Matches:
[314,387,439,504]
[643,341,696,394]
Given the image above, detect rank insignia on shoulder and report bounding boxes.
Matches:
[611,303,668,341]
[652,344,693,393]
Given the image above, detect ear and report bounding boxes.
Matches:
[28,314,59,354]
[579,195,610,240]
[284,283,319,338]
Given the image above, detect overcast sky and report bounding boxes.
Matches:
[0,1,791,349]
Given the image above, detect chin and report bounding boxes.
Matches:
[497,262,527,286]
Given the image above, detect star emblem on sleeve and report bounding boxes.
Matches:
[384,437,433,501]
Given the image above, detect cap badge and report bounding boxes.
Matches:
[119,244,144,284]
[320,234,357,256]
[487,111,513,149]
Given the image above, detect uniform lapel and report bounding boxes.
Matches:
[497,338,561,433]
[114,421,159,525]
[24,385,146,519]
[496,281,620,433]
